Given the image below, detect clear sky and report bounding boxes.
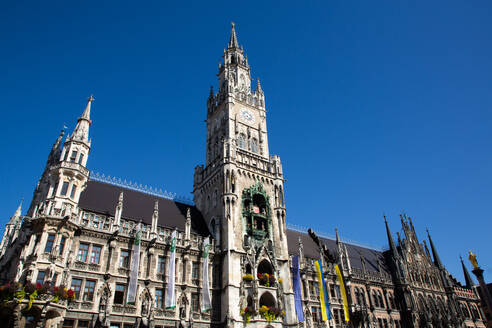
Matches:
[1,1,491,283]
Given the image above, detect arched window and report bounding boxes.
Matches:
[245,263,252,275]
[209,219,216,239]
[418,294,426,312]
[251,138,258,153]
[360,289,367,306]
[461,303,471,319]
[238,134,246,149]
[213,189,217,208]
[258,259,273,275]
[378,291,384,309]
[354,288,360,305]
[471,304,481,320]
[372,290,378,307]
[259,292,275,308]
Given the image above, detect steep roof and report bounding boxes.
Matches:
[286,229,389,274]
[79,180,209,236]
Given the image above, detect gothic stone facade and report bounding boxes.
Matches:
[0,25,486,328]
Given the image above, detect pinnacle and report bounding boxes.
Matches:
[228,22,239,49]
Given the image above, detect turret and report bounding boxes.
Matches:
[0,200,23,257]
[385,215,399,259]
[27,129,65,217]
[427,229,444,269]
[43,96,93,218]
[460,255,475,288]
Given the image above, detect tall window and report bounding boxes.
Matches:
[60,182,69,196]
[192,262,199,285]
[77,243,89,262]
[157,256,165,273]
[238,134,246,149]
[311,306,321,322]
[36,271,46,284]
[155,289,163,308]
[44,234,55,253]
[70,185,77,199]
[62,320,75,328]
[119,250,130,268]
[71,278,82,300]
[329,284,336,298]
[114,284,125,304]
[78,153,84,165]
[83,280,96,301]
[58,236,66,256]
[309,281,319,300]
[51,273,58,286]
[251,138,258,153]
[191,293,199,312]
[90,245,102,264]
[77,321,89,328]
[70,151,78,162]
[51,181,59,197]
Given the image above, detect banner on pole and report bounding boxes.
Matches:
[314,259,332,321]
[292,256,305,322]
[126,222,142,304]
[201,236,212,312]
[335,264,350,322]
[165,230,177,309]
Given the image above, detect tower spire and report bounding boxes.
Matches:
[71,95,94,143]
[81,95,94,120]
[460,255,474,288]
[426,229,444,269]
[385,215,399,259]
[228,22,239,48]
[13,198,23,219]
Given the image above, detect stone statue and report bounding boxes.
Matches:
[468,251,479,269]
[141,295,150,317]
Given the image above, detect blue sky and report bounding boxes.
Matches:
[1,1,491,283]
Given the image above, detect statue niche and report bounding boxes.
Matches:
[242,183,271,240]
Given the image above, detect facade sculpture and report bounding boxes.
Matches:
[0,24,487,328]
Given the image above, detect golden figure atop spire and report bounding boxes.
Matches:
[468,251,479,269]
[88,94,95,102]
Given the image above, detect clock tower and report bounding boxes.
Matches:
[193,24,296,327]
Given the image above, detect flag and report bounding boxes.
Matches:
[314,259,332,321]
[126,223,141,304]
[335,264,350,322]
[165,230,177,309]
[201,236,212,312]
[292,256,305,322]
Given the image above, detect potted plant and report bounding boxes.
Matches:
[240,306,256,323]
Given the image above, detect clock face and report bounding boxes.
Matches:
[240,109,255,123]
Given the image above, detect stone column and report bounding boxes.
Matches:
[471,267,492,317]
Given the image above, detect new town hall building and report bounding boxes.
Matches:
[0,25,487,328]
